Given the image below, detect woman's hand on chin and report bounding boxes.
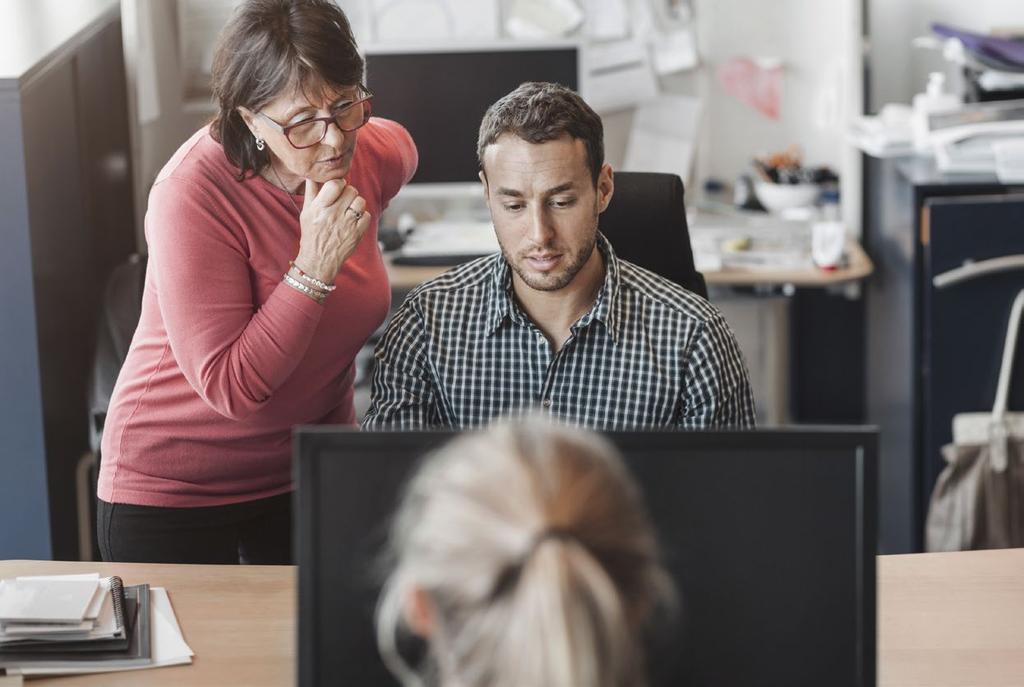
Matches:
[293,177,371,284]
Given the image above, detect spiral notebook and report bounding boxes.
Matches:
[0,576,127,645]
[0,584,150,670]
[15,587,193,678]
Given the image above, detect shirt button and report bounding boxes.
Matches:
[542,398,553,408]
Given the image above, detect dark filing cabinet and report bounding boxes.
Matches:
[0,1,136,559]
[865,155,1024,553]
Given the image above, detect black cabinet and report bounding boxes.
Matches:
[865,155,1024,552]
[0,1,136,560]
[921,195,1024,518]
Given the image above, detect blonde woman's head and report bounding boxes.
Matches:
[375,420,676,687]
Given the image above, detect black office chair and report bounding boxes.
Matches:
[599,171,707,299]
[77,253,147,560]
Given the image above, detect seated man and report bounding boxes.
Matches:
[363,82,755,430]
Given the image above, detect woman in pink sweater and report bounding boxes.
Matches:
[97,0,417,564]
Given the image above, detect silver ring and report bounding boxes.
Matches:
[345,207,363,220]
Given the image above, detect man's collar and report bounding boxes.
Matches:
[581,233,622,343]
[484,257,519,335]
[484,232,624,343]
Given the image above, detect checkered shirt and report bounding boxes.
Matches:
[363,235,756,430]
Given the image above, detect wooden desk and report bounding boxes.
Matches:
[0,560,295,686]
[878,549,1024,687]
[385,238,874,292]
[4,549,1023,686]
[705,238,874,287]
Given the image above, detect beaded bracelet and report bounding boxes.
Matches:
[289,261,337,292]
[282,272,327,305]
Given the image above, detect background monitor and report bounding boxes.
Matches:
[364,43,580,189]
[296,427,877,687]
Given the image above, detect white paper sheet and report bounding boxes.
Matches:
[689,216,815,273]
[651,26,698,74]
[4,575,116,640]
[176,0,243,102]
[371,0,499,41]
[629,94,702,138]
[650,0,693,25]
[12,573,99,585]
[581,39,659,113]
[623,95,702,183]
[584,0,630,40]
[505,0,584,39]
[625,129,695,179]
[0,579,98,624]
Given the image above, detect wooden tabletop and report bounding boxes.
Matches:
[0,560,295,686]
[3,548,1023,686]
[877,548,1024,687]
[704,238,874,287]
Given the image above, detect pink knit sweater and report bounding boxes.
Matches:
[99,118,416,507]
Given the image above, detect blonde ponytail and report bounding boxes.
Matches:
[375,420,675,687]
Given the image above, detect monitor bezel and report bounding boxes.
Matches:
[361,40,582,196]
[362,38,582,57]
[295,426,878,687]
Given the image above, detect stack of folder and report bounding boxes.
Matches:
[932,23,1024,101]
[0,573,191,677]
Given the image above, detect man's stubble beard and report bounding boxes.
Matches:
[501,210,600,293]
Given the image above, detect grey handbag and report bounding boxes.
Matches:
[925,289,1024,552]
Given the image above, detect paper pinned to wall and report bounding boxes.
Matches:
[177,0,243,100]
[717,57,784,120]
[581,39,660,113]
[584,0,630,41]
[655,0,693,25]
[505,0,584,39]
[371,0,499,41]
[651,26,698,74]
[629,93,702,140]
[630,0,698,74]
[623,95,702,184]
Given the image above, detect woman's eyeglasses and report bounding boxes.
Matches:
[258,86,374,149]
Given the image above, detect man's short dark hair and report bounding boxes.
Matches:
[477,82,604,185]
[208,0,364,180]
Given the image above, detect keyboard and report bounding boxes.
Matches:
[390,253,492,267]
[396,220,499,259]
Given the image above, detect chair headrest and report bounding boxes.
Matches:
[599,172,705,299]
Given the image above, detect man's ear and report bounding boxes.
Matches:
[478,169,489,199]
[403,586,435,638]
[597,163,614,214]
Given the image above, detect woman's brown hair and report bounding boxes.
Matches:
[209,0,364,180]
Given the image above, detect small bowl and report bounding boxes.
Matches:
[754,181,820,214]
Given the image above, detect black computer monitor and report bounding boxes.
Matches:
[364,45,580,187]
[296,428,877,687]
